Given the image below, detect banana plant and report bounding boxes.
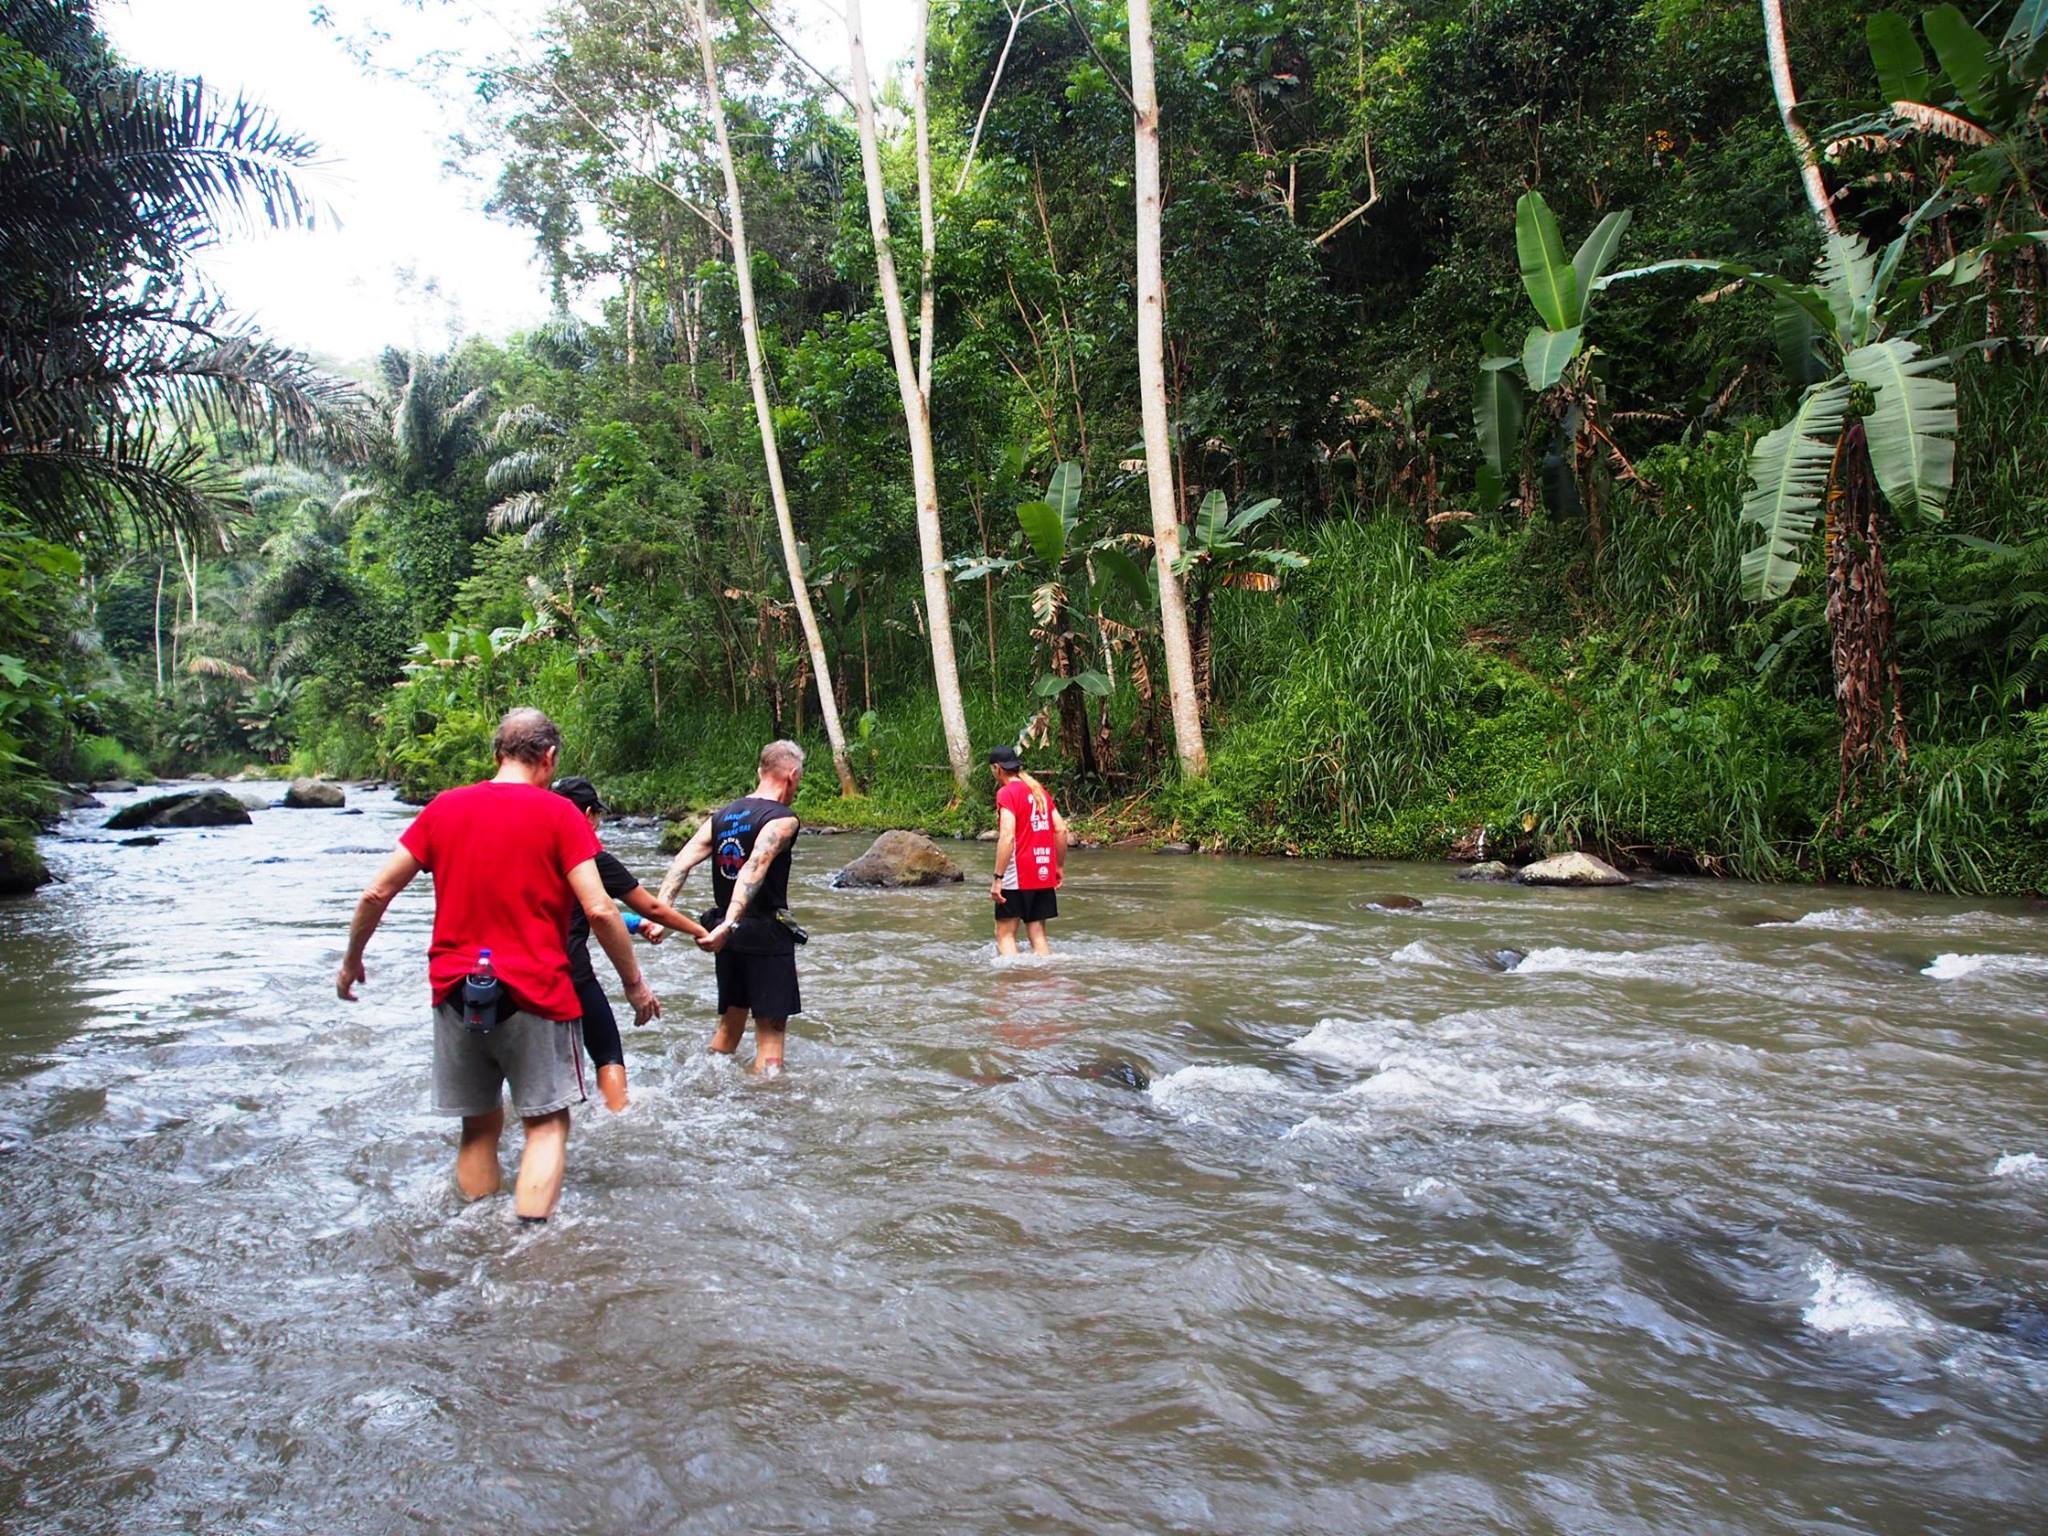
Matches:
[1176,488,1304,704]
[1473,192,1633,525]
[951,460,1153,775]
[1840,4,2046,227]
[1594,199,2018,599]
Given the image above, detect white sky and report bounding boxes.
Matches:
[100,1,921,366]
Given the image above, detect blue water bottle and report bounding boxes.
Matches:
[462,948,503,1032]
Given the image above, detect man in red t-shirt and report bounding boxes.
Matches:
[335,708,659,1224]
[987,745,1069,956]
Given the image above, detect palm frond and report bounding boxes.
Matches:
[484,449,558,497]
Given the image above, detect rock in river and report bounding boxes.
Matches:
[832,830,964,888]
[283,778,345,809]
[1458,860,1513,881]
[1514,851,1630,887]
[1368,894,1424,912]
[104,788,252,831]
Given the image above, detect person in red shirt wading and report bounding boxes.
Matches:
[335,708,660,1225]
[987,745,1069,956]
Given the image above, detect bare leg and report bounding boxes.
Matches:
[513,1108,571,1220]
[1025,920,1052,956]
[596,1062,628,1112]
[995,916,1021,956]
[456,1106,505,1201]
[710,1005,748,1055]
[751,1019,786,1076]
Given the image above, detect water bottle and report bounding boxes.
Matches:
[462,948,503,1033]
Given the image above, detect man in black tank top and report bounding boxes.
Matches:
[657,739,806,1073]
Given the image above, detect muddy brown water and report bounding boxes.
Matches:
[1,785,2044,1533]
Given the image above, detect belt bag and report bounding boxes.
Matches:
[461,974,505,1033]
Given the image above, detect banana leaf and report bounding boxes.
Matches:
[1515,191,1579,330]
[1739,377,1852,601]
[1474,358,1524,479]
[1521,325,1583,391]
[1843,338,1956,521]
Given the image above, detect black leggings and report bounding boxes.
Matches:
[574,974,623,1069]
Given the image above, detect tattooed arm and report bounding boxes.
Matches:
[698,816,800,953]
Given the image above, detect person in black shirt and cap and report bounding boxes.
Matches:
[552,776,710,1109]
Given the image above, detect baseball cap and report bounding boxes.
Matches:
[987,745,1023,770]
[552,775,606,812]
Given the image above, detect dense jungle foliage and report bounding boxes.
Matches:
[5,0,2048,893]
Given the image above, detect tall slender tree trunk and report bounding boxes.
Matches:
[694,0,858,796]
[1129,0,1208,776]
[914,0,937,403]
[153,561,165,696]
[1760,0,1841,238]
[847,0,974,792]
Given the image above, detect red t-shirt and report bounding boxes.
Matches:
[398,780,600,1021]
[997,778,1060,890]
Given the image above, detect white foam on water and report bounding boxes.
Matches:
[1772,906,1889,931]
[1552,1099,1612,1133]
[1388,939,1454,967]
[1801,1257,1932,1337]
[1147,1065,1286,1129]
[1923,952,2048,980]
[1286,1016,1411,1070]
[1512,945,1687,980]
[1993,1151,2045,1181]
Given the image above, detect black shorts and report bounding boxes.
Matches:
[994,887,1058,923]
[573,973,623,1069]
[715,946,801,1021]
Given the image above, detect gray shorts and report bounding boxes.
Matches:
[432,1000,587,1118]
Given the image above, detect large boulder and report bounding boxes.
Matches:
[283,778,345,809]
[105,788,252,831]
[832,829,964,888]
[1514,851,1630,887]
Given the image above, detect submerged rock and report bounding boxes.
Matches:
[105,788,251,831]
[1368,894,1424,912]
[1514,851,1630,887]
[1481,947,1527,972]
[1155,841,1195,855]
[1458,860,1513,882]
[120,835,163,848]
[93,779,138,794]
[283,778,345,809]
[832,830,964,888]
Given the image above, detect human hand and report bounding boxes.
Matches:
[989,878,1003,903]
[336,954,366,1001]
[696,922,730,953]
[627,977,661,1026]
[641,922,667,945]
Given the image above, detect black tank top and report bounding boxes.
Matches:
[710,795,798,953]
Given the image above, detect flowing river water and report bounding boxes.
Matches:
[1,784,2045,1533]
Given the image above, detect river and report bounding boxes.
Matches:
[0,784,2043,1532]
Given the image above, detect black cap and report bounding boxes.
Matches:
[987,745,1022,770]
[552,775,605,813]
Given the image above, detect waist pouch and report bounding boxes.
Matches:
[461,974,506,1033]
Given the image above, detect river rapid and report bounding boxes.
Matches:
[1,784,2044,1533]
